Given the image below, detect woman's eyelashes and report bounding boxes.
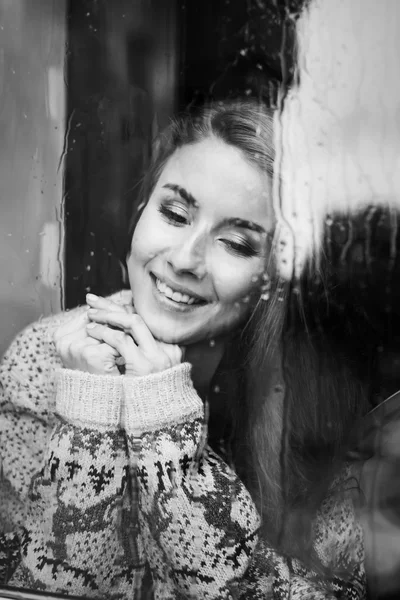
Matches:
[158,201,190,226]
[158,199,260,258]
[219,236,259,258]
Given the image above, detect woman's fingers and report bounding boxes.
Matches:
[86,322,138,358]
[86,307,183,378]
[86,293,134,314]
[87,310,156,349]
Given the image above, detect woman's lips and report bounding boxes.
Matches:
[150,273,208,310]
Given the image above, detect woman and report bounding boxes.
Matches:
[0,101,365,598]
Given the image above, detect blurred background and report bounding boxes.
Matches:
[1,0,400,401]
[0,0,303,355]
[2,1,400,596]
[2,0,400,396]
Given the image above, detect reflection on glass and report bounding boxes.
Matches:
[1,0,400,599]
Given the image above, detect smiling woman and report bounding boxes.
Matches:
[128,137,273,345]
[0,100,365,599]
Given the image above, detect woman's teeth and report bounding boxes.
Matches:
[155,278,198,305]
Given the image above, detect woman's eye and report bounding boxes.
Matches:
[158,203,189,226]
[220,237,258,258]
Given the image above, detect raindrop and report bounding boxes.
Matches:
[209,339,215,347]
[261,293,270,301]
[86,265,91,271]
[213,385,220,393]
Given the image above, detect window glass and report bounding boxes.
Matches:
[1,1,399,598]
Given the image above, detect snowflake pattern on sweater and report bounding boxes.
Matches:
[0,293,366,599]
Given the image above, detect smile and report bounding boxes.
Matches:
[151,274,207,309]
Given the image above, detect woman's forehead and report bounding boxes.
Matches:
[155,139,273,225]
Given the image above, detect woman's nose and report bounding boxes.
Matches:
[167,232,207,279]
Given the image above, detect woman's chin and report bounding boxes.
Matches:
[146,321,202,347]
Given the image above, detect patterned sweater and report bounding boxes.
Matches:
[0,293,366,599]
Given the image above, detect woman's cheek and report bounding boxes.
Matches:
[215,264,261,305]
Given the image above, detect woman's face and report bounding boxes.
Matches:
[127,137,274,345]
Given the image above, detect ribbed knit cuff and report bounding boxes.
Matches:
[122,363,203,436]
[56,368,123,428]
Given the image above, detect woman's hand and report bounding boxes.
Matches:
[53,295,130,375]
[86,295,183,377]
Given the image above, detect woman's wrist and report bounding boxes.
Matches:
[56,368,123,428]
[122,363,203,436]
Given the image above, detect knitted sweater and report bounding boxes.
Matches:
[0,294,366,599]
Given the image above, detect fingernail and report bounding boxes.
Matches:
[88,308,98,314]
[86,322,96,329]
[86,293,98,302]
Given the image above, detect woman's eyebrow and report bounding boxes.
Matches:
[162,183,197,207]
[220,217,266,234]
[161,184,265,234]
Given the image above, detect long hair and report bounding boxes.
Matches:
[239,213,371,572]
[124,101,371,578]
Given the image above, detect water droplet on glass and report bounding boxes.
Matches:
[213,385,220,393]
[209,339,215,347]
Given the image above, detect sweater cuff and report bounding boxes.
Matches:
[56,368,123,428]
[122,363,203,436]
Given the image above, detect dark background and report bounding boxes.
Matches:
[63,0,305,308]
